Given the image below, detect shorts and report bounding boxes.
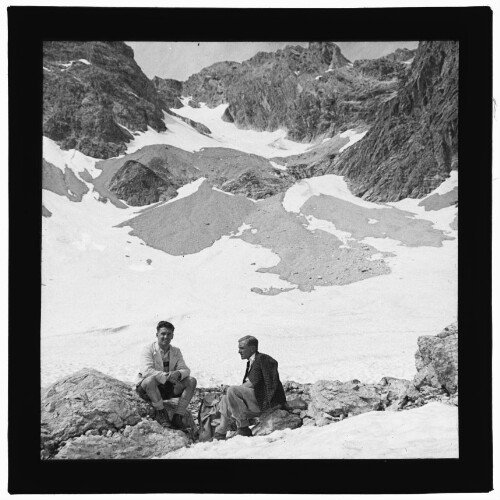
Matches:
[136,379,181,402]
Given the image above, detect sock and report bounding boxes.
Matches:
[152,400,164,410]
[175,397,189,415]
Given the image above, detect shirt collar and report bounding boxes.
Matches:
[248,352,256,364]
[156,341,170,355]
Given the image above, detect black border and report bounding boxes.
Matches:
[8,6,493,494]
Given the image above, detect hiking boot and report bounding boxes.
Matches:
[235,426,253,437]
[171,413,186,430]
[213,432,226,441]
[155,408,170,427]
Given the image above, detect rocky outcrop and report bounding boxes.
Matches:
[308,379,383,420]
[326,41,458,201]
[99,144,296,206]
[167,109,212,135]
[43,42,167,159]
[41,368,197,459]
[413,322,458,394]
[41,368,150,456]
[252,409,302,436]
[384,48,417,63]
[152,76,183,109]
[54,418,189,459]
[108,159,186,206]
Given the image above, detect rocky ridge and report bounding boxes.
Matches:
[41,322,458,459]
[278,41,458,201]
[327,41,459,201]
[179,42,412,143]
[43,41,167,159]
[98,144,298,206]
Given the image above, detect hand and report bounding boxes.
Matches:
[168,371,181,382]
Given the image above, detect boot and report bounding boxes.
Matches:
[235,426,252,437]
[213,431,226,441]
[155,408,170,427]
[171,413,186,430]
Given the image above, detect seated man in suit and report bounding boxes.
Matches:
[214,335,286,440]
[135,320,197,429]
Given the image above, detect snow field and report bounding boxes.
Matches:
[163,402,458,459]
[41,166,457,389]
[42,112,457,390]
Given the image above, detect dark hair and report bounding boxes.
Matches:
[238,335,258,350]
[157,321,175,332]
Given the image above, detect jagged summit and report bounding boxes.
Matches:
[43,41,167,159]
[308,42,351,68]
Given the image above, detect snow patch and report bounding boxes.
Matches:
[305,215,353,246]
[43,137,101,178]
[282,174,386,213]
[339,129,368,152]
[386,172,458,232]
[368,218,379,224]
[269,161,287,171]
[171,101,312,158]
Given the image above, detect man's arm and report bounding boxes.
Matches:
[172,349,191,380]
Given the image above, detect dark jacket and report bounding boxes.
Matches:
[247,352,286,412]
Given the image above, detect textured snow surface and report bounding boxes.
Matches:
[42,136,457,389]
[163,402,458,459]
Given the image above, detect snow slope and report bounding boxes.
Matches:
[124,99,313,158]
[164,402,458,459]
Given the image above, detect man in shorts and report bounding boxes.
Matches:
[136,321,197,429]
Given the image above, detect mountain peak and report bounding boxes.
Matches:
[308,42,351,68]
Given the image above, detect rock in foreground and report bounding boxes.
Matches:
[55,419,189,459]
[413,322,458,394]
[41,368,150,456]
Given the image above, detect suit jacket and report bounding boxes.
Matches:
[247,352,286,412]
[136,341,190,384]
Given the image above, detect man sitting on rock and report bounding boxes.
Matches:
[214,335,286,440]
[136,321,197,429]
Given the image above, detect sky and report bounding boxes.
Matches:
[126,41,419,81]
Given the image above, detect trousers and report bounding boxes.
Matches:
[215,385,261,433]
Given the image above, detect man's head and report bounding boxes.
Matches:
[156,321,175,350]
[238,335,258,360]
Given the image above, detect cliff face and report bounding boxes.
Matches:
[179,42,411,143]
[325,41,458,201]
[43,42,167,159]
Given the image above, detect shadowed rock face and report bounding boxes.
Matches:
[43,41,167,159]
[326,41,459,202]
[179,42,409,143]
[99,144,295,206]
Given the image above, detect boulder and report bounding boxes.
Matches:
[54,418,189,459]
[413,322,458,394]
[308,379,382,419]
[286,396,308,410]
[41,368,150,455]
[378,376,414,409]
[252,409,302,436]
